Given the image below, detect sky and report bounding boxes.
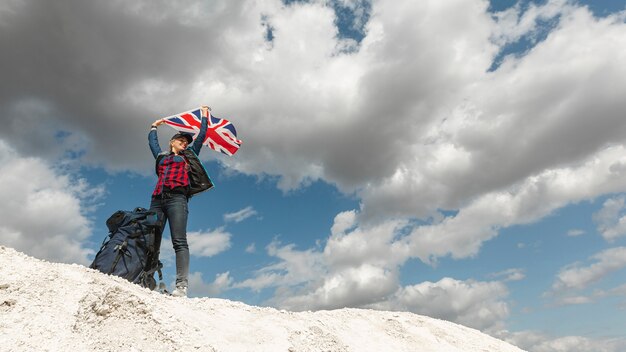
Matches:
[0,0,625,351]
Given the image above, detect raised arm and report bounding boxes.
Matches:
[190,106,209,155]
[149,119,165,158]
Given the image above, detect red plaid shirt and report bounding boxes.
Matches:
[152,153,190,196]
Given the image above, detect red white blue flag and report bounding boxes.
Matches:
[162,107,242,156]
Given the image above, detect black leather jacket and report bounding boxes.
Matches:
[154,149,214,197]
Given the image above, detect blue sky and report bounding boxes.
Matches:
[1,1,626,351]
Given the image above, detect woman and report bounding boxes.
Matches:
[149,106,213,297]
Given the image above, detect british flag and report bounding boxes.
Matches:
[162,107,242,156]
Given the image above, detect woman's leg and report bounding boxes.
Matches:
[149,197,167,239]
[165,194,190,289]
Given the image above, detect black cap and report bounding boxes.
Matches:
[170,132,193,144]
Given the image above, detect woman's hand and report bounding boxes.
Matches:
[152,119,165,128]
[201,105,210,118]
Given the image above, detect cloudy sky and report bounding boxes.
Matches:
[1,0,626,351]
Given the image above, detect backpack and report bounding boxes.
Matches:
[90,207,164,290]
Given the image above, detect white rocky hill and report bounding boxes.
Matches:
[0,246,526,352]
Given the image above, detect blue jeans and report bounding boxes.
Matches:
[149,193,189,288]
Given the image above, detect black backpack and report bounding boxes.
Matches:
[90,207,164,290]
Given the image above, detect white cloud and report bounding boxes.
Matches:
[188,271,233,297]
[159,227,232,263]
[234,216,408,311]
[557,295,593,305]
[357,4,626,223]
[223,206,258,223]
[505,330,626,352]
[0,140,100,264]
[330,210,357,236]
[593,196,626,241]
[376,278,510,332]
[602,283,626,297]
[188,228,232,257]
[489,268,526,282]
[548,247,626,304]
[234,240,326,293]
[490,0,572,46]
[275,263,399,311]
[399,146,626,263]
[325,217,410,269]
[557,283,626,308]
[567,229,585,237]
[538,246,626,307]
[234,212,511,332]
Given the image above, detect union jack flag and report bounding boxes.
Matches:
[162,107,242,156]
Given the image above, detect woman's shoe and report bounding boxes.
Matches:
[171,286,188,297]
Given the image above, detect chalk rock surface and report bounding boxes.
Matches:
[0,246,525,351]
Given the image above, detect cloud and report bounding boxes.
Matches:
[324,215,410,269]
[233,212,511,332]
[488,268,526,282]
[556,295,593,305]
[357,4,626,222]
[223,206,258,223]
[375,278,510,332]
[0,140,101,264]
[188,271,234,297]
[504,330,626,352]
[547,246,626,305]
[594,283,626,309]
[234,240,327,293]
[490,0,571,46]
[567,229,585,237]
[330,210,357,236]
[600,283,626,297]
[0,0,260,172]
[160,227,232,262]
[234,215,408,311]
[278,263,400,311]
[593,196,626,241]
[2,0,626,231]
[400,145,626,263]
[188,228,232,257]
